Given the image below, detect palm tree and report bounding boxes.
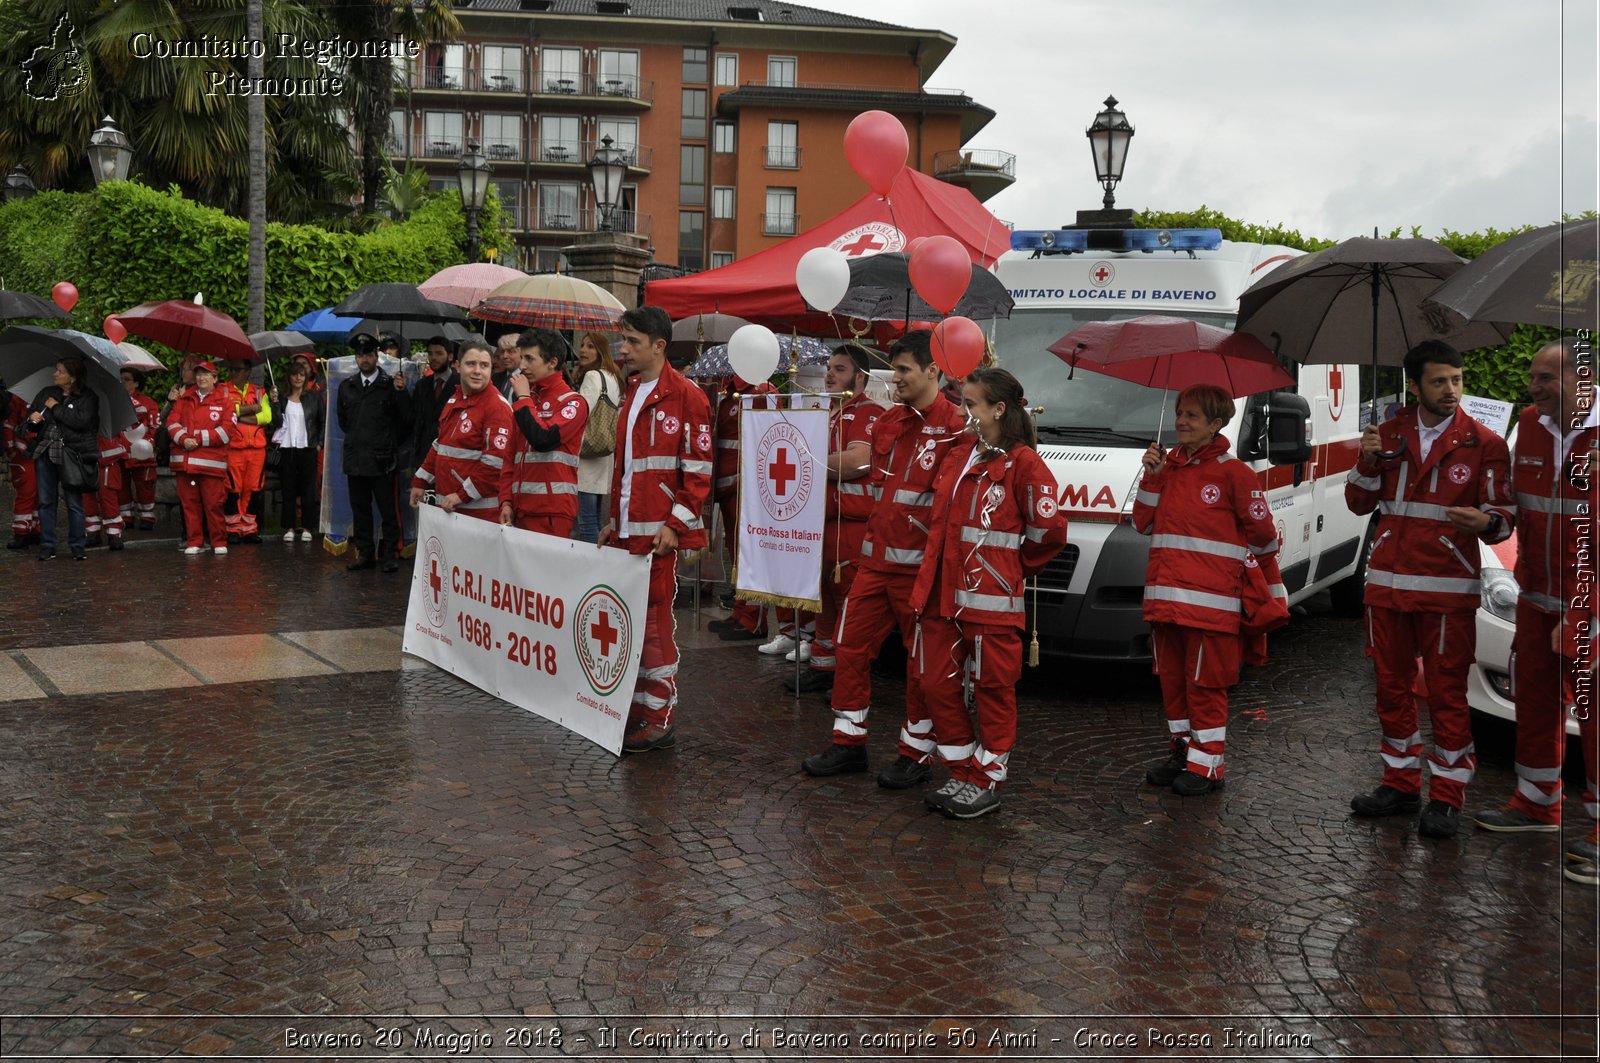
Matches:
[247,0,267,332]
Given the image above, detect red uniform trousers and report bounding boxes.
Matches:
[178,473,229,548]
[829,566,933,760]
[1507,601,1600,825]
[622,543,680,730]
[810,519,866,674]
[1151,622,1241,780]
[515,514,572,537]
[121,465,158,525]
[8,456,37,535]
[717,495,765,634]
[84,459,125,541]
[226,447,267,537]
[920,616,1021,787]
[1366,606,1477,809]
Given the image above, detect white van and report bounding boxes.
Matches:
[991,227,1370,659]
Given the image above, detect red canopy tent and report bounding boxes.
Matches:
[647,168,1011,331]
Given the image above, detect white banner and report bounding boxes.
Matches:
[402,506,650,755]
[737,407,829,610]
[1461,393,1514,437]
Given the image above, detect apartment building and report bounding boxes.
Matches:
[389,0,1009,272]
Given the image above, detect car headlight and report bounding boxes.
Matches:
[1481,567,1518,622]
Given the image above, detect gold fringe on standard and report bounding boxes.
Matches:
[736,590,822,612]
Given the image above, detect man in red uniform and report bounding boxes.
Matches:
[786,344,882,694]
[167,361,237,554]
[1346,341,1516,839]
[3,383,39,548]
[119,368,161,530]
[801,331,965,787]
[223,360,272,543]
[411,340,513,524]
[601,306,714,754]
[706,371,780,642]
[501,328,587,537]
[1472,339,1599,878]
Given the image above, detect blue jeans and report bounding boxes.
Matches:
[576,491,603,544]
[36,456,85,553]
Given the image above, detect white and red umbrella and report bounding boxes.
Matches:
[419,263,527,309]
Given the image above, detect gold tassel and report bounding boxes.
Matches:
[833,561,842,583]
[1027,576,1041,667]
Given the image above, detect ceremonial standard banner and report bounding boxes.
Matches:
[402,506,650,755]
[736,406,829,610]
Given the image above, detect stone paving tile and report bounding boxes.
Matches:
[0,653,47,701]
[19,640,202,696]
[152,633,336,684]
[278,627,404,673]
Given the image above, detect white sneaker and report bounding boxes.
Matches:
[212,545,228,555]
[183,546,202,555]
[300,529,314,542]
[785,641,813,663]
[283,529,297,541]
[759,634,797,656]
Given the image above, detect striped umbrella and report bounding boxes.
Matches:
[472,274,626,331]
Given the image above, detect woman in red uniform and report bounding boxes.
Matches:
[166,361,237,554]
[410,341,513,521]
[911,367,1067,819]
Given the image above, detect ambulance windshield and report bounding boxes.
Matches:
[991,307,1236,445]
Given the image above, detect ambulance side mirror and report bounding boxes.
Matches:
[1238,392,1313,466]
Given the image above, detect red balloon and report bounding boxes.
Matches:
[906,320,937,332]
[908,235,972,315]
[905,236,928,258]
[51,281,78,313]
[931,316,986,379]
[103,315,127,344]
[843,110,908,196]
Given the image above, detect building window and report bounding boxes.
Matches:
[481,45,521,91]
[679,144,705,205]
[679,211,705,271]
[492,179,522,227]
[715,53,738,86]
[712,186,735,220]
[710,251,735,269]
[766,120,798,168]
[597,49,639,96]
[682,46,707,83]
[764,187,796,235]
[713,121,736,154]
[387,109,408,155]
[482,113,521,160]
[535,246,569,273]
[681,88,707,138]
[539,182,579,230]
[540,47,580,93]
[426,43,465,89]
[423,112,463,156]
[597,117,639,165]
[767,55,796,87]
[540,115,578,161]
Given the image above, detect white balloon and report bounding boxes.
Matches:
[727,324,780,384]
[795,246,850,312]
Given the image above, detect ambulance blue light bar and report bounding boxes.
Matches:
[1010,228,1223,254]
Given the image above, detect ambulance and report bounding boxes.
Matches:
[991,227,1370,659]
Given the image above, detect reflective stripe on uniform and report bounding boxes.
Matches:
[881,546,923,565]
[670,503,703,530]
[186,456,229,471]
[1378,499,1452,522]
[1366,570,1480,595]
[1517,492,1588,515]
[937,741,978,762]
[631,456,678,472]
[715,439,739,449]
[513,481,578,496]
[1515,777,1563,806]
[1136,488,1161,507]
[893,489,934,506]
[1347,470,1381,491]
[954,589,1023,613]
[837,482,870,496]
[1150,534,1247,561]
[1143,585,1241,612]
[458,495,499,510]
[435,444,483,461]
[516,450,580,467]
[960,526,1021,548]
[623,519,664,537]
[1520,590,1565,613]
[681,459,713,475]
[414,468,436,484]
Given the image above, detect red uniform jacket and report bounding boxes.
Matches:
[829,391,883,522]
[1512,404,1598,656]
[712,379,778,501]
[608,362,714,555]
[506,372,587,525]
[413,385,514,516]
[858,396,966,574]
[3,393,32,467]
[1345,406,1514,614]
[1133,434,1281,635]
[123,393,161,468]
[167,387,237,478]
[910,436,1067,627]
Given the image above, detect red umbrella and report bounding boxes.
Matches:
[119,298,258,363]
[1047,314,1293,398]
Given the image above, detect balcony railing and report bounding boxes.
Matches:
[538,72,653,102]
[384,134,408,156]
[409,69,654,103]
[420,134,464,157]
[932,149,1017,181]
[537,141,579,163]
[480,67,523,92]
[578,207,651,236]
[535,210,579,231]
[485,141,523,161]
[763,145,800,169]
[423,68,463,90]
[761,213,798,237]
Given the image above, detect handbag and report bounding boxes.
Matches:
[58,437,95,492]
[264,444,282,471]
[580,375,619,459]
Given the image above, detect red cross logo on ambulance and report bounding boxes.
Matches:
[1447,462,1472,485]
[1201,483,1222,505]
[1090,263,1116,287]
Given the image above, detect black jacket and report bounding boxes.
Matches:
[336,368,412,476]
[411,369,458,462]
[269,388,326,450]
[26,385,99,462]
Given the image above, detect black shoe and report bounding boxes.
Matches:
[107,538,124,552]
[346,555,377,571]
[381,558,400,573]
[716,625,765,641]
[243,533,262,544]
[6,536,29,550]
[785,669,834,694]
[84,532,102,549]
[227,532,240,544]
[1145,743,1188,787]
[71,549,86,561]
[1418,800,1461,839]
[621,720,676,753]
[37,548,55,561]
[1350,784,1421,818]
[718,592,736,609]
[706,618,740,633]
[877,755,931,789]
[1171,770,1224,796]
[802,744,868,777]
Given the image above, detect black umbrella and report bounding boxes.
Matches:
[832,252,1014,322]
[332,283,469,325]
[0,290,69,321]
[1423,219,1599,330]
[0,326,138,435]
[358,317,473,346]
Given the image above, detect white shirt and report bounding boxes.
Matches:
[618,377,658,536]
[359,371,379,387]
[1417,409,1453,463]
[1540,402,1599,463]
[279,398,309,448]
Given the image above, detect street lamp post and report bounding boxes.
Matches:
[456,141,490,262]
[86,115,134,185]
[1073,96,1135,229]
[3,167,35,202]
[586,135,626,232]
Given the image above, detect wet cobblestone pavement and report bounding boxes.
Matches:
[0,536,1596,1060]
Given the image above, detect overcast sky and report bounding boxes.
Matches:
[864,0,1597,241]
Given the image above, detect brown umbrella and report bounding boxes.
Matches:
[1423,219,1599,330]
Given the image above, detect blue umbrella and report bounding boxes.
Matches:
[686,335,834,380]
[283,307,364,343]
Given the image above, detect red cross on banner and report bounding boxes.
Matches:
[768,447,796,497]
[590,610,619,657]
